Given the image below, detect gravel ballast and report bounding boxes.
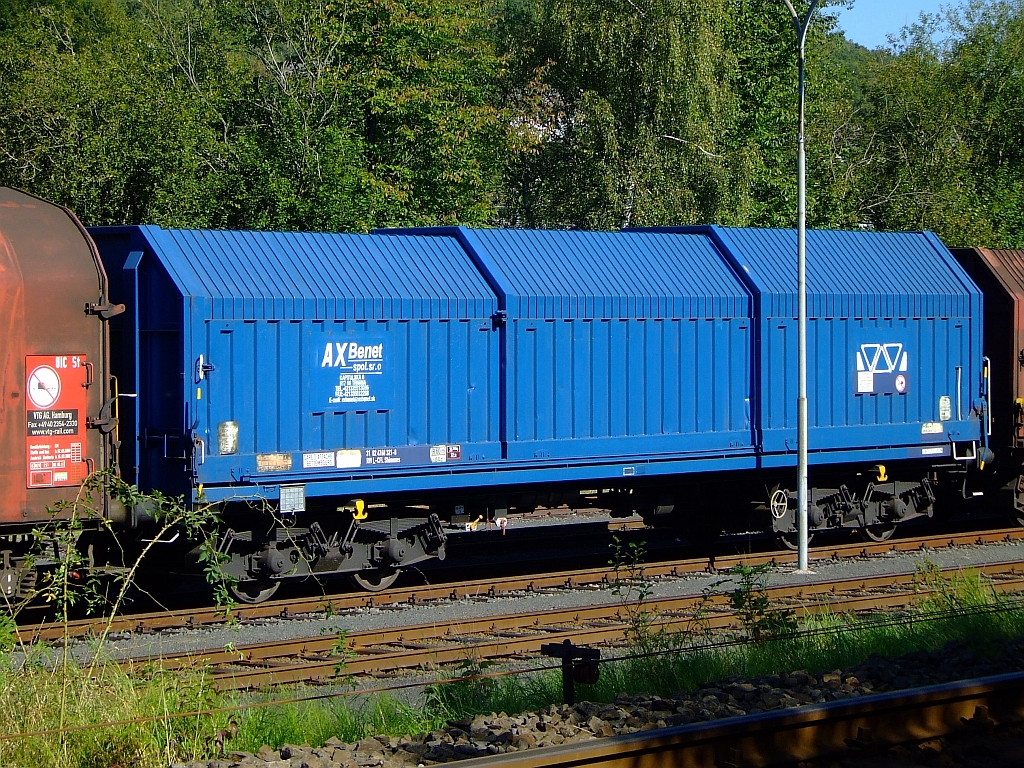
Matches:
[170,636,1024,768]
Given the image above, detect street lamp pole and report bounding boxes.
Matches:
[781,0,819,573]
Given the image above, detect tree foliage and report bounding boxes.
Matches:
[855,0,1024,245]
[494,0,844,229]
[0,0,1021,244]
[0,0,508,229]
[0,0,218,224]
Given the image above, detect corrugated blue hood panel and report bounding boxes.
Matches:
[381,227,751,319]
[133,226,498,320]
[651,227,976,319]
[631,225,984,455]
[90,224,505,497]
[381,226,756,462]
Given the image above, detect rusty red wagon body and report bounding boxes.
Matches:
[0,187,120,531]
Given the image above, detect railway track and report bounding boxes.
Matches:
[17,525,1024,645]
[136,558,1024,691]
[451,671,1024,768]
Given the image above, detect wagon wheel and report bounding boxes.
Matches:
[348,569,401,592]
[776,530,814,551]
[229,578,281,604]
[861,522,897,542]
[1011,480,1024,527]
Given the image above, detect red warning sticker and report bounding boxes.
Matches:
[26,354,88,488]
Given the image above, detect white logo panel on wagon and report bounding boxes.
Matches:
[855,343,909,395]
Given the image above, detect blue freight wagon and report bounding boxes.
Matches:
[89,223,987,599]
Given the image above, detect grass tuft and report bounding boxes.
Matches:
[228,692,440,753]
[0,660,218,768]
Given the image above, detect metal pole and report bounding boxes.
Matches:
[782,0,819,573]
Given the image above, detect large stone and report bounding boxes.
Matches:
[822,671,842,686]
[788,671,811,686]
[391,748,424,765]
[355,739,385,754]
[424,743,456,762]
[491,715,514,731]
[280,744,309,759]
[512,732,537,749]
[398,742,428,758]
[727,683,757,695]
[353,752,386,767]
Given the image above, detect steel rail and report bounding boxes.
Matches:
[451,671,1024,768]
[19,525,1024,644]
[154,560,1024,668]
[142,559,1024,690]
[204,582,1024,690]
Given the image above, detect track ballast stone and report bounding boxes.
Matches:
[172,638,1024,768]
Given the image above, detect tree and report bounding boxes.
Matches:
[130,0,510,230]
[0,0,222,225]
[855,0,1024,246]
[494,0,853,230]
[0,0,510,230]
[495,0,736,228]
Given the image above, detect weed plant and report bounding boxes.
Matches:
[0,473,231,768]
[0,652,449,767]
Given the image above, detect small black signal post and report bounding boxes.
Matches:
[540,639,601,705]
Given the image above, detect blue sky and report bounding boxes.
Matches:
[835,0,949,48]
